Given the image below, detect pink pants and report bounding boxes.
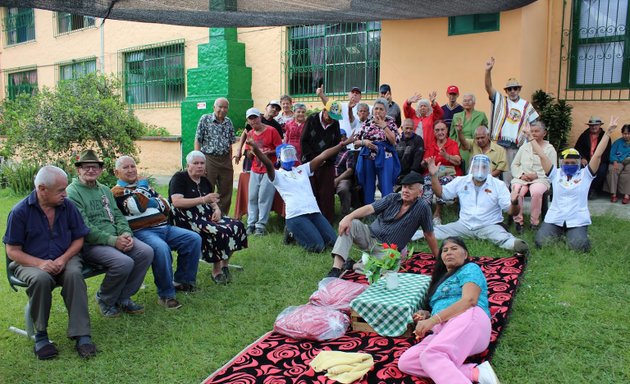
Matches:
[398,307,491,384]
[512,182,548,225]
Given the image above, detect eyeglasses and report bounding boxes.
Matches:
[81,165,101,171]
[506,86,521,92]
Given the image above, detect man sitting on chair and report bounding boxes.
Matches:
[3,165,97,360]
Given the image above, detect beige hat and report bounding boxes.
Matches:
[586,116,603,125]
[504,78,522,89]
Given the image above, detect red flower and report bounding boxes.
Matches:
[391,244,398,250]
[382,243,390,249]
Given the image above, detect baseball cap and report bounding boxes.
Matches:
[379,84,391,94]
[446,85,459,95]
[324,100,343,121]
[350,87,361,94]
[267,100,281,110]
[245,107,261,118]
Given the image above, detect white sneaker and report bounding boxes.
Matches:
[432,217,442,225]
[477,361,500,384]
[411,230,424,241]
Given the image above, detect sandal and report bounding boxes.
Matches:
[34,343,58,360]
[212,273,227,285]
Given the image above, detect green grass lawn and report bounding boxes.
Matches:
[0,188,629,383]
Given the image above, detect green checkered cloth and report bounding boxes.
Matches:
[350,273,431,337]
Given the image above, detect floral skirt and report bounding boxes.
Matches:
[422,175,455,205]
[173,207,248,263]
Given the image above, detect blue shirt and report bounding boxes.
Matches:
[429,262,490,318]
[609,137,630,163]
[3,190,90,260]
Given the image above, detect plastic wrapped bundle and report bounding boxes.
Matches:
[309,277,367,313]
[273,304,350,341]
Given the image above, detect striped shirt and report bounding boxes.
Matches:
[370,193,433,249]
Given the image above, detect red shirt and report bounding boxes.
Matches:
[403,100,444,150]
[424,138,462,175]
[246,125,282,174]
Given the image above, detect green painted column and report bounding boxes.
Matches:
[180,27,252,165]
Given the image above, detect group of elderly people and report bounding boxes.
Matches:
[4,56,623,384]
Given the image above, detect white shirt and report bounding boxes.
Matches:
[544,166,594,227]
[341,102,372,150]
[272,163,320,219]
[441,174,511,230]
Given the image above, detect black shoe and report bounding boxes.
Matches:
[221,266,232,283]
[174,283,196,293]
[326,267,342,278]
[343,259,355,271]
[76,343,97,359]
[283,226,295,245]
[530,224,540,231]
[515,223,524,235]
[34,343,58,360]
[213,273,227,285]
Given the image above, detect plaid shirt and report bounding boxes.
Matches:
[195,113,236,156]
[335,148,356,177]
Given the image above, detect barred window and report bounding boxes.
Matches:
[448,13,500,36]
[7,69,37,100]
[121,40,185,108]
[4,7,34,46]
[570,0,629,88]
[59,59,97,81]
[56,12,95,35]
[285,22,381,98]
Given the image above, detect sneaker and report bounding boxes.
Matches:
[174,283,196,293]
[514,222,524,235]
[326,267,342,278]
[212,272,227,285]
[283,226,295,244]
[477,361,500,384]
[95,292,120,318]
[221,266,232,283]
[513,239,529,256]
[254,227,266,236]
[158,297,182,309]
[119,299,145,315]
[432,217,442,225]
[246,226,255,235]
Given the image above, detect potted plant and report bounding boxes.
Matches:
[363,243,401,286]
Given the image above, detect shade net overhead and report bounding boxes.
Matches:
[0,0,537,28]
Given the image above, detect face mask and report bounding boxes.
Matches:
[281,161,295,171]
[469,155,490,182]
[561,164,580,177]
[472,169,488,182]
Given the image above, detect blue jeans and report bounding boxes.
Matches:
[361,156,395,204]
[134,225,202,298]
[287,213,337,253]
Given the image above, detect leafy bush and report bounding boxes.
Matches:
[532,90,573,151]
[0,73,147,177]
[142,125,171,137]
[0,161,40,195]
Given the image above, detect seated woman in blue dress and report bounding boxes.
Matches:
[168,151,247,285]
[398,236,499,384]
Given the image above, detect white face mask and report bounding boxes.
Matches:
[469,155,490,182]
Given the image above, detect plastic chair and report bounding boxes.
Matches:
[6,253,105,338]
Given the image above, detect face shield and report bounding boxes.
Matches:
[469,155,491,182]
[560,148,581,178]
[276,144,297,170]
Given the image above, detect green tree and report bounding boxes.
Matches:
[1,73,147,176]
[531,89,573,151]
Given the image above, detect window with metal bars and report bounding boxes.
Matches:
[448,13,500,36]
[570,0,630,88]
[3,7,34,46]
[121,41,185,108]
[59,59,97,82]
[285,22,381,99]
[56,12,95,35]
[7,69,37,100]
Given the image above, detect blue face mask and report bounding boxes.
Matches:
[562,164,580,177]
[281,161,295,171]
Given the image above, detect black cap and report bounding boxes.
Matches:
[400,171,423,185]
[379,84,391,94]
[350,86,362,94]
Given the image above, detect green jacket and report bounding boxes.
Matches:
[67,178,132,247]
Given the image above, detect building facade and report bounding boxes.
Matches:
[1,0,628,175]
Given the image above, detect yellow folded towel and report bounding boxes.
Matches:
[309,351,374,384]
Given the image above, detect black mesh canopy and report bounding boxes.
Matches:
[0,0,537,27]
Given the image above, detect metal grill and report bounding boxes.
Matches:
[6,68,37,100]
[119,40,185,109]
[283,22,381,100]
[558,0,630,101]
[54,12,95,36]
[58,58,97,82]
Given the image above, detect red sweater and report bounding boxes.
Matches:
[403,100,444,150]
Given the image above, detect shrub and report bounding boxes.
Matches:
[532,90,573,152]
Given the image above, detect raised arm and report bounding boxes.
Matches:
[316,85,329,106]
[456,123,471,151]
[426,157,443,198]
[247,138,276,181]
[589,116,618,173]
[484,57,497,100]
[310,135,356,172]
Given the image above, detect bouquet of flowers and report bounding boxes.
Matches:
[363,243,401,285]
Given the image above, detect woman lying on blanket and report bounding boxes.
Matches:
[398,237,499,384]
